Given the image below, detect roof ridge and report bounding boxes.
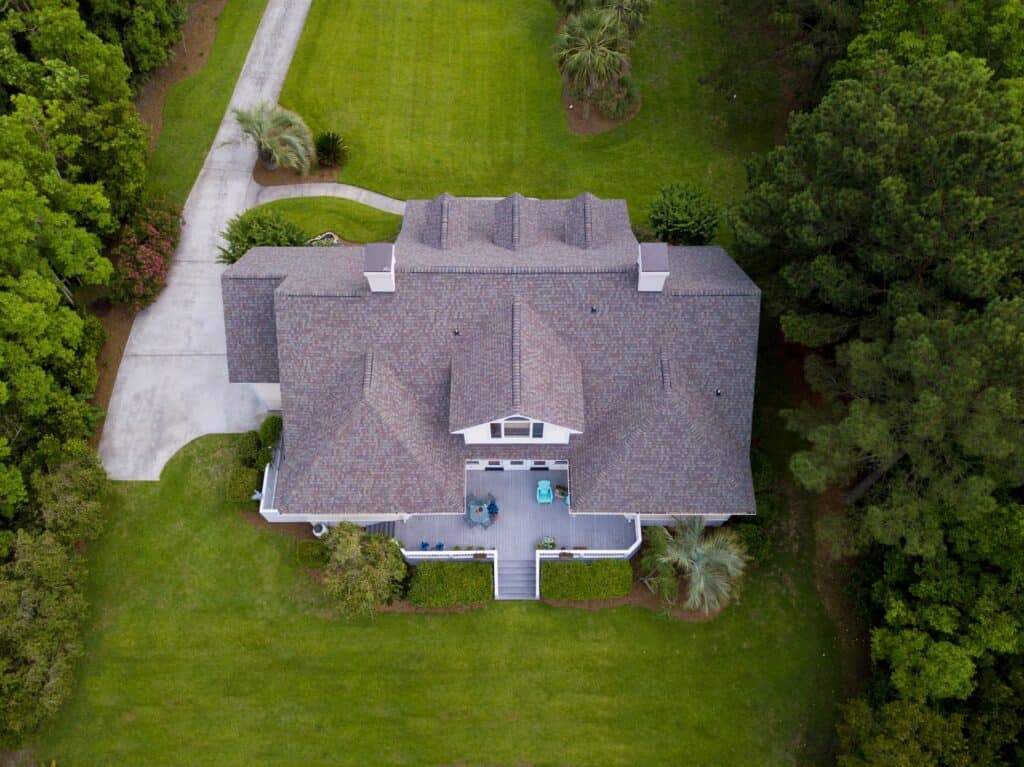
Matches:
[511,300,522,409]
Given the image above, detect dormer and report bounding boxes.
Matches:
[449,301,584,445]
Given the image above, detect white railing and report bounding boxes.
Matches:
[533,516,642,599]
[401,548,501,600]
[258,452,279,517]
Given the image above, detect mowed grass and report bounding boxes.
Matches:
[281,0,777,220]
[146,0,269,206]
[36,436,841,766]
[255,197,403,242]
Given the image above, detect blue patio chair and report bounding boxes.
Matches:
[487,501,498,515]
[434,542,444,551]
[536,480,553,504]
[420,541,430,551]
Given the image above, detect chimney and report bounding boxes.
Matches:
[363,243,395,293]
[637,243,669,292]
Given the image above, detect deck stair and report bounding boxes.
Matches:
[496,559,537,600]
[365,521,397,538]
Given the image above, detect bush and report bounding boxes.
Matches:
[596,75,639,119]
[296,539,329,568]
[0,531,88,745]
[235,431,261,468]
[734,494,779,563]
[541,559,632,600]
[31,442,107,546]
[648,182,720,245]
[751,448,774,493]
[217,208,308,265]
[406,561,493,607]
[322,523,406,616]
[226,465,259,503]
[258,414,283,449]
[109,203,182,311]
[234,102,315,174]
[315,131,349,168]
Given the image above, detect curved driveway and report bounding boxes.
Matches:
[100,0,404,479]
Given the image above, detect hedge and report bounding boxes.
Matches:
[406,561,493,607]
[540,559,633,600]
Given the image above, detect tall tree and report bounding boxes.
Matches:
[734,52,1024,349]
[843,0,1024,78]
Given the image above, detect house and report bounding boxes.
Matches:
[222,193,760,599]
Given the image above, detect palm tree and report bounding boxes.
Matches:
[553,9,628,115]
[602,0,653,36]
[653,518,747,614]
[233,102,314,175]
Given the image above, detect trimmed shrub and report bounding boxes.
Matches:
[235,431,261,468]
[406,561,493,607]
[296,539,330,567]
[226,465,259,503]
[258,414,283,449]
[109,203,182,311]
[218,208,308,265]
[315,131,349,168]
[648,182,720,245]
[596,75,639,120]
[541,558,632,600]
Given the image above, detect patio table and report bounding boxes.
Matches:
[467,505,489,525]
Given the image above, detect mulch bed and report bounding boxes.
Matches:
[239,509,316,539]
[542,575,720,622]
[252,162,339,187]
[134,0,232,151]
[563,85,641,136]
[81,288,136,448]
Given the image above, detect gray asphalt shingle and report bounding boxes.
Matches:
[222,194,760,518]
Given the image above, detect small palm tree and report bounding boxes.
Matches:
[554,9,628,115]
[233,102,314,175]
[653,518,747,614]
[602,0,653,36]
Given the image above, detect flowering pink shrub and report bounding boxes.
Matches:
[110,205,182,312]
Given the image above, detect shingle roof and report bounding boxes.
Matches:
[448,301,584,432]
[222,195,760,518]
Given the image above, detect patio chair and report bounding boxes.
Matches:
[419,541,430,551]
[536,479,553,504]
[434,542,444,551]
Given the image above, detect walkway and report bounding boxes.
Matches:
[100,0,405,480]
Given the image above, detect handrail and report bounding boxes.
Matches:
[533,516,642,599]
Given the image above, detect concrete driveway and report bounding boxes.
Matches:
[99,0,312,480]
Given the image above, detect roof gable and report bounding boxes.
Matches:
[448,301,584,433]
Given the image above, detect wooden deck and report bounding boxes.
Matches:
[395,469,637,560]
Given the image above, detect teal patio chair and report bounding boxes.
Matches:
[536,480,553,504]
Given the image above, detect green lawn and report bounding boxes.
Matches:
[281,0,778,221]
[145,0,270,206]
[254,197,403,242]
[36,436,841,766]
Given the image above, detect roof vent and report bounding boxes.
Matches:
[363,243,395,293]
[637,242,670,292]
